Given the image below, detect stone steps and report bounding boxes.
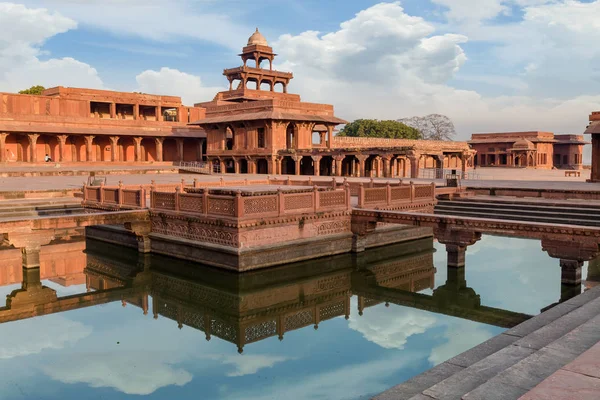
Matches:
[373,286,600,400]
[435,199,600,227]
[0,198,85,219]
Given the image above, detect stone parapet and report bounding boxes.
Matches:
[332,136,470,152]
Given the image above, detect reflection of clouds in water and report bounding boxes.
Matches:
[42,281,88,297]
[428,320,497,366]
[221,351,425,400]
[42,352,192,395]
[348,297,437,349]
[203,354,291,377]
[0,315,91,359]
[435,236,563,315]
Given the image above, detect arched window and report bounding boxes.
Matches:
[226,125,235,150]
[286,123,296,150]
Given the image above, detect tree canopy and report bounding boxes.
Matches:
[397,114,456,141]
[18,85,46,95]
[337,119,422,140]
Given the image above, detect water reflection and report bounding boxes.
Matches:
[0,232,597,399]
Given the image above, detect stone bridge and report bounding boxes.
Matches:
[352,209,600,286]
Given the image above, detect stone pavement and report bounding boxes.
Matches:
[0,166,599,193]
[519,342,600,400]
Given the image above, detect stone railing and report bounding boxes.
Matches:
[150,185,352,219]
[357,182,436,208]
[82,182,146,208]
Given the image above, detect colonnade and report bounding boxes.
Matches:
[0,132,205,163]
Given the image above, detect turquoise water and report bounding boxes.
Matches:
[0,235,587,400]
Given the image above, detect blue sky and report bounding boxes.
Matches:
[0,235,588,400]
[2,1,600,141]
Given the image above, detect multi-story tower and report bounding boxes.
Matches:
[192,29,347,175]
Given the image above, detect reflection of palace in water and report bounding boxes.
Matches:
[1,234,599,353]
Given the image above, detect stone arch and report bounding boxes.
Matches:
[528,153,535,167]
[37,135,58,162]
[365,155,379,177]
[300,156,314,175]
[224,157,235,173]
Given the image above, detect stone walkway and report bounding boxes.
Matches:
[519,342,600,400]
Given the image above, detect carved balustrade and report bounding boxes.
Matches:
[82,183,146,209]
[357,182,436,209]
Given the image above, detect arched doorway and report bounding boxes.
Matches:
[366,155,378,177]
[300,156,314,175]
[528,154,535,167]
[341,155,357,176]
[226,125,235,150]
[257,159,269,174]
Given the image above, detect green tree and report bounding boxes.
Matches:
[338,119,422,140]
[18,85,46,95]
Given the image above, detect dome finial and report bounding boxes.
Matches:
[247,28,268,46]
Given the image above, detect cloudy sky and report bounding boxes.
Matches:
[1,0,598,140]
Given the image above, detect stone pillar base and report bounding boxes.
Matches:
[560,259,583,285]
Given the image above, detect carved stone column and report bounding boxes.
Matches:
[110,136,119,162]
[435,229,482,268]
[233,157,241,174]
[176,138,184,162]
[293,155,302,175]
[356,155,368,178]
[541,238,599,285]
[373,156,382,177]
[408,151,420,179]
[0,132,6,162]
[382,155,392,178]
[247,157,256,174]
[133,137,143,162]
[155,137,164,162]
[334,155,344,177]
[57,135,68,162]
[28,133,39,163]
[85,135,95,162]
[434,154,445,179]
[326,125,333,149]
[311,155,322,176]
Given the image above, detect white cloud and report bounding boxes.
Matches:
[273,2,599,143]
[42,352,192,395]
[348,297,437,349]
[214,354,290,377]
[0,315,91,359]
[0,2,103,92]
[19,0,251,49]
[222,352,425,400]
[432,0,509,23]
[136,67,224,105]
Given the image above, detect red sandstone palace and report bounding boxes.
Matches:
[469,131,587,170]
[0,29,502,178]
